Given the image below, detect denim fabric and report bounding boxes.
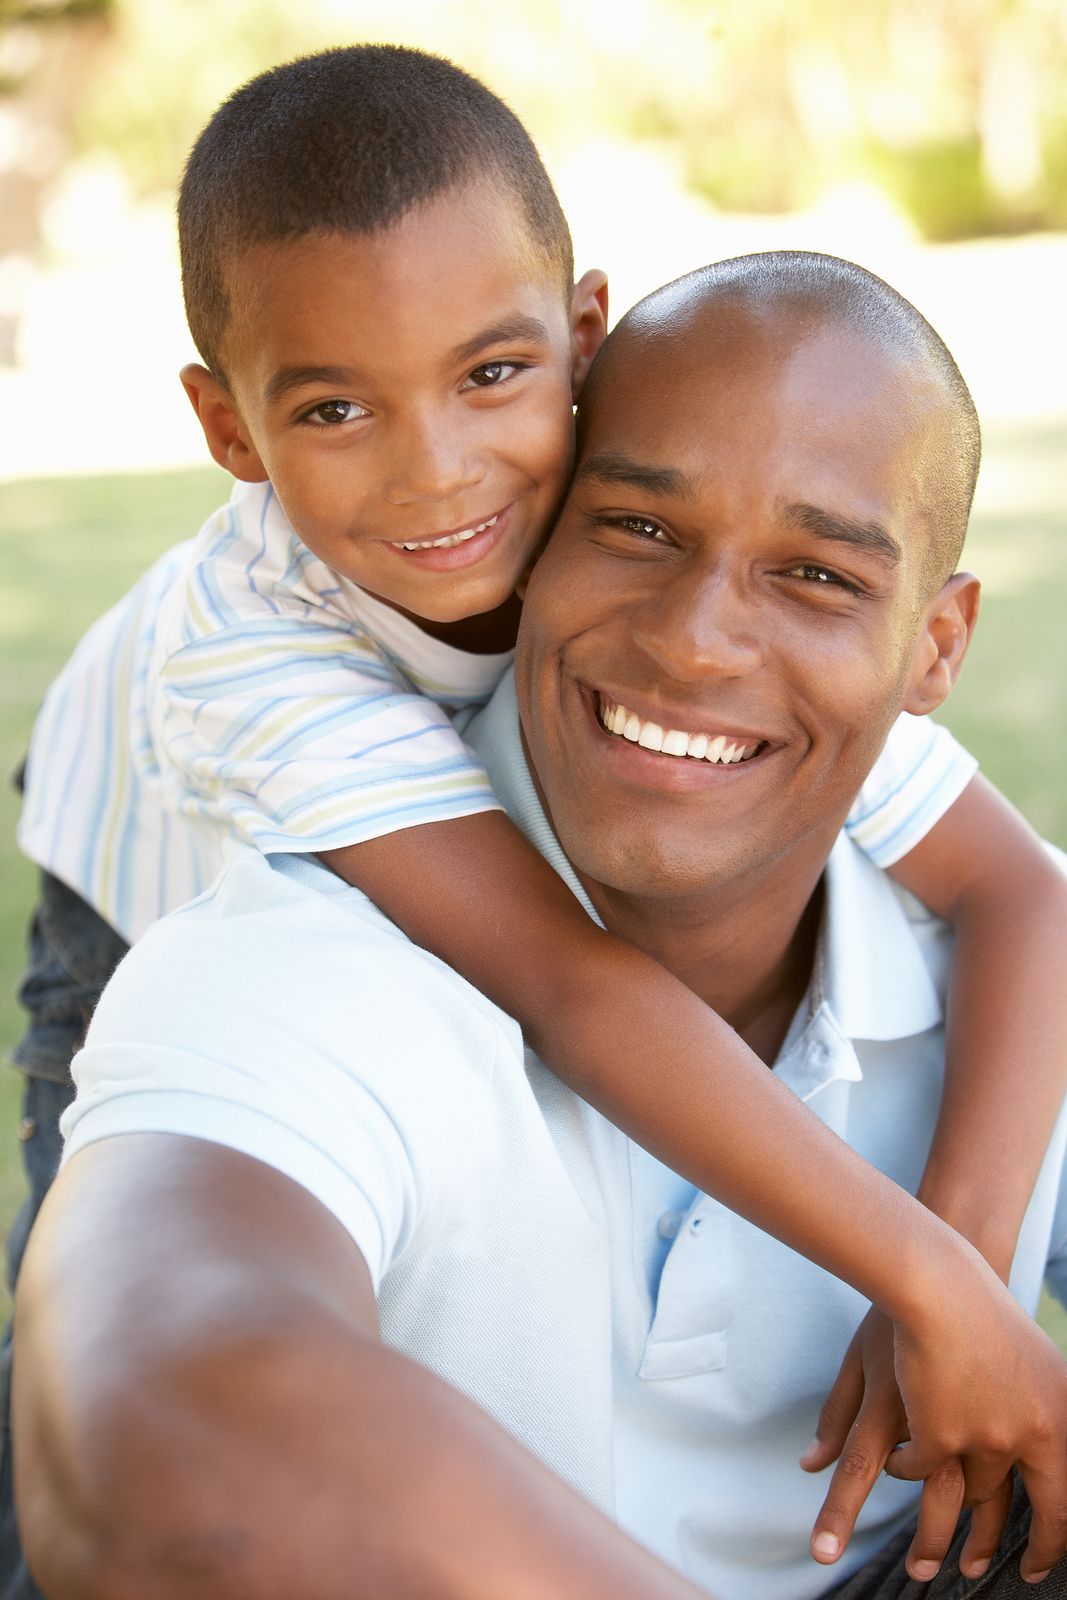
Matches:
[10,870,129,1085]
[823,1475,1066,1600]
[1,870,127,1598]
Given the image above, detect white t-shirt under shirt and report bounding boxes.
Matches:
[19,478,977,942]
[61,670,1067,1600]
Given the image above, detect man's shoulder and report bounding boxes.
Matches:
[91,848,519,1067]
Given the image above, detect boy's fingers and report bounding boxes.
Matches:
[882,1439,929,1482]
[809,1418,898,1564]
[1019,1467,1067,1582]
[801,1350,867,1474]
[904,1459,966,1581]
[958,1475,1014,1580]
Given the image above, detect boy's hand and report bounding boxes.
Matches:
[802,1299,1067,1584]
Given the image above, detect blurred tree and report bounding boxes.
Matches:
[18,0,1067,246]
[0,0,113,363]
[616,0,1067,238]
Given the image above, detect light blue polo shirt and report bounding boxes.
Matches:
[62,671,1067,1600]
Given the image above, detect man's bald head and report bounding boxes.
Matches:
[579,251,980,597]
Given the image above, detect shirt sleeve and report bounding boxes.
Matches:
[844,713,979,868]
[151,610,503,855]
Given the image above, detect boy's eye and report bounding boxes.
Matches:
[462,361,524,389]
[303,399,368,426]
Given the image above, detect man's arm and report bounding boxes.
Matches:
[14,1134,703,1600]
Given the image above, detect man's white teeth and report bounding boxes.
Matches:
[394,515,498,551]
[599,699,760,765]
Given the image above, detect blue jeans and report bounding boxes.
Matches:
[1,869,128,1599]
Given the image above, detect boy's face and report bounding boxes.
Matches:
[183,182,606,626]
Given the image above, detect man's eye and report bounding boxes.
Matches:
[463,361,523,389]
[618,516,671,543]
[784,562,859,593]
[303,399,367,426]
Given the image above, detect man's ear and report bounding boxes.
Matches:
[569,269,609,402]
[180,364,269,482]
[901,571,981,716]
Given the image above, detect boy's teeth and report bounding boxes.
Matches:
[598,699,761,766]
[395,514,498,551]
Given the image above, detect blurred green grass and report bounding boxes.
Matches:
[1,433,1066,1343]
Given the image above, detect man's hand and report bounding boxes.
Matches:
[801,1298,1067,1584]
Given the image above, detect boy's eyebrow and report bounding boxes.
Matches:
[449,316,552,366]
[264,365,361,405]
[574,451,695,501]
[780,501,902,565]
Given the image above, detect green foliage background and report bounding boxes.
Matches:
[22,0,1067,242]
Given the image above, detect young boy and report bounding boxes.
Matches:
[13,44,1067,1582]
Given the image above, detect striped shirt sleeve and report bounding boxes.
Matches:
[844,713,979,868]
[152,616,503,853]
[149,484,509,857]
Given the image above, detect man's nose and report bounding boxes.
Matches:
[382,408,487,505]
[629,566,765,683]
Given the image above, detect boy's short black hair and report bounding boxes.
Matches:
[178,44,575,382]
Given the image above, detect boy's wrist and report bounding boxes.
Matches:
[915,1175,1021,1284]
[875,1212,996,1331]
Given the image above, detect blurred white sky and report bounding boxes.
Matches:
[1,141,1065,483]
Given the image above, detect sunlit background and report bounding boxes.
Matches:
[1,0,1067,1328]
[3,0,1067,478]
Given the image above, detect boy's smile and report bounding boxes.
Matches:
[180,180,607,645]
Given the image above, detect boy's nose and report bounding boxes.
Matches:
[383,411,487,505]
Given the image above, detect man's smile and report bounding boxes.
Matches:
[597,695,764,765]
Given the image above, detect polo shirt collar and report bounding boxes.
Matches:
[467,673,943,1105]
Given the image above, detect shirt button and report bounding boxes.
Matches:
[657,1210,684,1239]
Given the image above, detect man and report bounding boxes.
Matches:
[12,253,1067,1600]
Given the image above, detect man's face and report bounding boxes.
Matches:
[517,303,956,905]
[205,182,582,624]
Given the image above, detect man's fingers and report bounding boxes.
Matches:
[801,1347,867,1475]
[958,1475,1014,1580]
[904,1460,966,1582]
[1018,1467,1067,1583]
[809,1422,896,1564]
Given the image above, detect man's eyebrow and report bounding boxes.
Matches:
[575,451,695,501]
[449,316,552,367]
[264,365,360,405]
[781,502,902,566]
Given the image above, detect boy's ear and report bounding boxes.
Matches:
[180,364,270,482]
[569,269,609,402]
[901,571,981,716]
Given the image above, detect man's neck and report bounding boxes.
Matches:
[571,842,834,1068]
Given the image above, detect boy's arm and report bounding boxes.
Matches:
[890,772,1067,1278]
[804,773,1067,1580]
[322,809,1067,1580]
[15,1135,705,1600]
